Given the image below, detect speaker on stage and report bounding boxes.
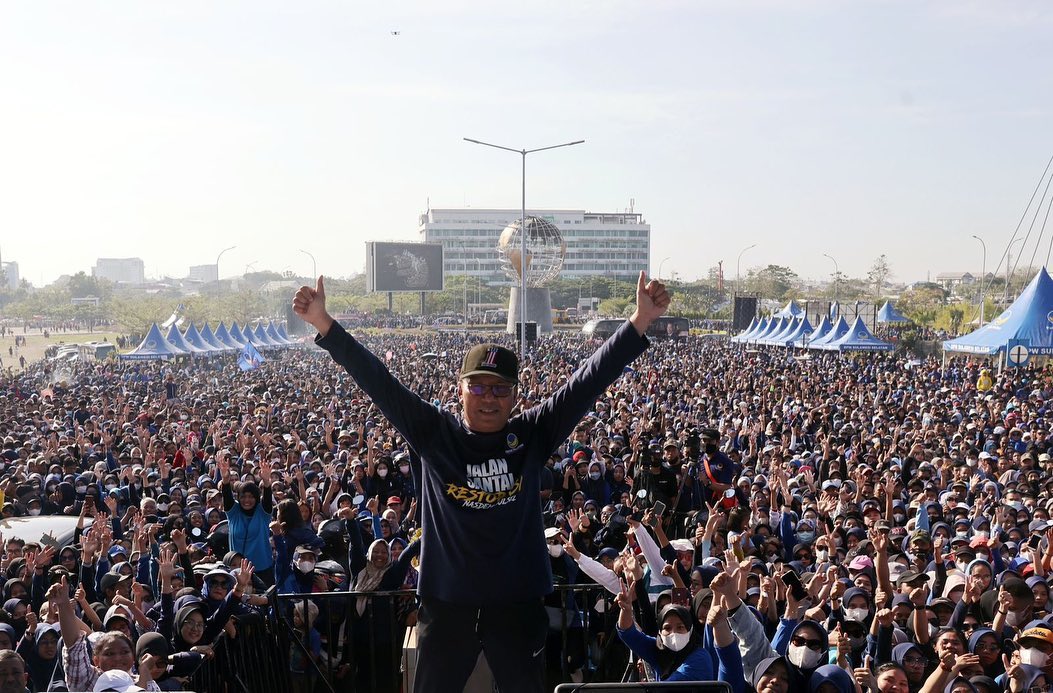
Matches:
[732,295,758,331]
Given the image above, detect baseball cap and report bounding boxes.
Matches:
[460,344,518,383]
[93,669,144,691]
[1018,626,1053,647]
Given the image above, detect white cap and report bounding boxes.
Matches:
[93,669,144,692]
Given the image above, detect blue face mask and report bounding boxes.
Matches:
[797,531,816,544]
[589,472,601,481]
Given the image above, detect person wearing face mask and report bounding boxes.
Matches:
[273,542,319,596]
[1011,626,1053,672]
[580,461,610,506]
[695,429,737,507]
[615,590,714,681]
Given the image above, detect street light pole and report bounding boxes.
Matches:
[971,235,986,326]
[658,257,671,280]
[215,245,235,296]
[822,253,839,304]
[1005,238,1024,304]
[298,249,316,280]
[736,244,756,293]
[464,136,585,357]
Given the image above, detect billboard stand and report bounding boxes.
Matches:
[388,292,393,312]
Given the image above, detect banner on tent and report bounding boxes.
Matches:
[1007,339,1030,367]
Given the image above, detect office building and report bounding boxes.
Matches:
[417,208,650,284]
[93,258,145,285]
[1,261,18,290]
[189,264,219,283]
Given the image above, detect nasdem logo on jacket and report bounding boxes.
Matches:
[444,458,522,510]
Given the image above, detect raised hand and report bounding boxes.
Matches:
[292,276,334,336]
[236,558,254,590]
[629,272,671,335]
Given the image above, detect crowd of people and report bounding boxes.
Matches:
[0,290,1048,692]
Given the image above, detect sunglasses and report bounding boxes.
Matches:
[791,635,825,651]
[465,384,514,398]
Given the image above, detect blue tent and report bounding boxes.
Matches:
[732,317,758,343]
[807,316,850,349]
[877,301,911,324]
[752,317,785,344]
[200,324,230,351]
[277,323,295,342]
[266,322,293,346]
[943,267,1053,355]
[182,324,216,353]
[120,324,185,360]
[779,317,814,347]
[795,316,831,348]
[253,324,282,348]
[741,317,769,343]
[763,317,800,345]
[166,324,205,355]
[228,322,248,346]
[214,323,240,350]
[774,300,805,319]
[822,317,894,352]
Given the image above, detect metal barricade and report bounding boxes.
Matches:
[272,584,627,692]
[178,609,293,693]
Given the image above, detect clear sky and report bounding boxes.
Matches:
[2,1,1052,287]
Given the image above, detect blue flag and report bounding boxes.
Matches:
[238,341,265,372]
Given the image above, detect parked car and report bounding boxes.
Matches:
[0,515,80,550]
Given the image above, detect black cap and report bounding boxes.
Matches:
[460,344,518,383]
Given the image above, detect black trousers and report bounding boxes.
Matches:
[413,595,547,693]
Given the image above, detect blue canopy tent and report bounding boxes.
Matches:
[821,317,894,352]
[943,267,1053,358]
[214,323,240,350]
[752,317,785,344]
[807,316,850,349]
[732,317,758,343]
[166,324,205,355]
[779,317,814,347]
[120,324,185,361]
[795,316,832,348]
[228,322,249,347]
[877,301,911,324]
[277,324,296,343]
[741,317,770,343]
[253,324,281,348]
[773,300,805,319]
[266,322,293,346]
[183,324,217,353]
[763,317,800,346]
[200,324,230,351]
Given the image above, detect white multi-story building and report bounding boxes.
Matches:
[188,264,218,283]
[93,258,145,285]
[1,261,18,290]
[418,208,650,284]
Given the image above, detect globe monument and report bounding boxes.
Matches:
[497,216,566,336]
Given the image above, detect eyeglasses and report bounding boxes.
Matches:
[791,635,825,651]
[183,620,205,632]
[465,383,514,398]
[974,643,1000,652]
[903,656,926,666]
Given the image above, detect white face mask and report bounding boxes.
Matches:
[1005,609,1029,627]
[660,631,691,652]
[28,509,41,516]
[816,549,829,562]
[377,469,388,478]
[1020,647,1048,667]
[296,560,315,574]
[548,544,564,558]
[845,607,869,623]
[399,465,409,474]
[787,643,824,670]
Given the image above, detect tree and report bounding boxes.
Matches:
[867,255,892,298]
[744,265,800,300]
